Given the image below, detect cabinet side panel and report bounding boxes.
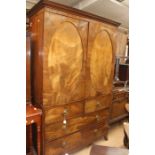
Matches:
[26,34,31,103]
[29,10,44,107]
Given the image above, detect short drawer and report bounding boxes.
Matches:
[45,109,109,142]
[45,101,84,125]
[85,95,112,113]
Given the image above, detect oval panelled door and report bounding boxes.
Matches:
[48,22,83,104]
[90,30,113,94]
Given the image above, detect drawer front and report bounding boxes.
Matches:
[85,95,112,113]
[45,102,84,125]
[125,92,129,99]
[45,131,84,155]
[111,100,128,119]
[82,123,109,144]
[45,109,109,141]
[45,123,108,155]
[113,91,127,102]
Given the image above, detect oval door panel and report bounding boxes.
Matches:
[90,30,113,93]
[48,22,83,103]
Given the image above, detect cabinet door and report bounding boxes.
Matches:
[86,22,115,98]
[43,11,88,107]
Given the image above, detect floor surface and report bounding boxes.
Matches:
[73,121,127,155]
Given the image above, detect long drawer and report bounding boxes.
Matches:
[45,101,84,125]
[85,95,112,113]
[45,109,109,142]
[45,123,108,155]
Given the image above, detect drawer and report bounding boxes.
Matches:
[85,95,112,113]
[125,92,129,99]
[111,100,128,119]
[45,123,108,155]
[82,123,109,144]
[45,131,84,155]
[45,101,84,125]
[113,91,126,101]
[113,97,128,105]
[45,109,109,142]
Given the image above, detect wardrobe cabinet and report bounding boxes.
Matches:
[28,1,120,155]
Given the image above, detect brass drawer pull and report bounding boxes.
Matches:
[62,121,67,129]
[63,113,67,130]
[62,124,67,129]
[94,129,98,133]
[63,119,67,125]
[63,109,68,115]
[62,141,67,147]
[96,115,100,122]
[96,101,101,108]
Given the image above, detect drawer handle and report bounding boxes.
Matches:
[63,119,67,125]
[62,141,67,147]
[62,124,67,129]
[94,129,98,133]
[62,120,67,129]
[29,22,32,27]
[63,109,68,115]
[96,101,101,108]
[96,115,100,122]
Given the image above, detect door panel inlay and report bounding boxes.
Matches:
[90,30,112,92]
[48,22,83,104]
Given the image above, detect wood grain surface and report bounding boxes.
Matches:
[85,95,112,113]
[86,21,116,98]
[90,30,112,92]
[48,22,83,104]
[44,101,84,125]
[45,123,108,155]
[45,109,109,142]
[43,11,88,107]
